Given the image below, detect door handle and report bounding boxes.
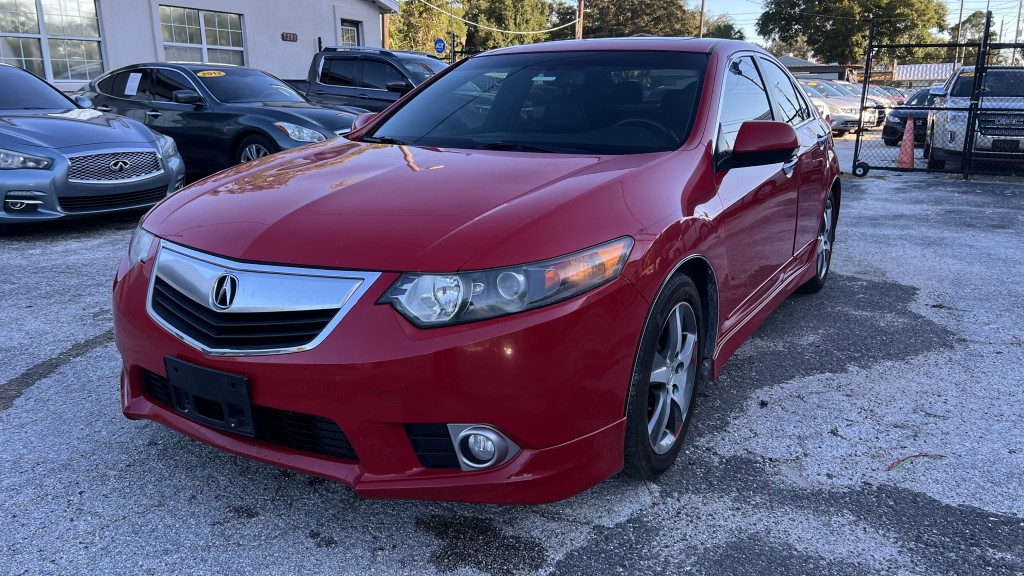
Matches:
[357,94,370,99]
[146,111,162,118]
[312,90,326,95]
[95,105,112,112]
[783,155,799,177]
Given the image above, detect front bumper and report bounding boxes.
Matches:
[113,247,649,504]
[1,146,185,223]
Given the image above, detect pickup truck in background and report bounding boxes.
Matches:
[925,65,1024,169]
[288,46,448,112]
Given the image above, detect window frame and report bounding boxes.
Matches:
[714,54,773,158]
[159,5,246,66]
[0,0,105,83]
[756,56,813,129]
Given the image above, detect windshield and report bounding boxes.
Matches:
[0,67,75,110]
[799,83,824,97]
[399,57,447,83]
[906,88,935,106]
[364,50,709,155]
[195,68,306,103]
[951,68,1024,98]
[807,82,844,97]
[834,83,862,96]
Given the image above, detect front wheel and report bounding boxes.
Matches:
[797,189,836,294]
[237,134,278,164]
[623,274,705,480]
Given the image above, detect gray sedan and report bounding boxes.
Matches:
[1,63,184,226]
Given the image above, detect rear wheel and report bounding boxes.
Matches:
[623,274,705,480]
[798,189,836,294]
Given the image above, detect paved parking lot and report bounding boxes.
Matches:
[1,163,1022,575]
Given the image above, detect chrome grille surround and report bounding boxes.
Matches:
[67,150,163,183]
[979,114,1024,137]
[146,241,380,356]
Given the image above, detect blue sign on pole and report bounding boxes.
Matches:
[434,38,446,54]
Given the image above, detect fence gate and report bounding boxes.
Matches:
[852,11,1024,179]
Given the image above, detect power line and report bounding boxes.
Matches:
[410,0,579,35]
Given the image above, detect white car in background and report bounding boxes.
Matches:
[798,80,875,137]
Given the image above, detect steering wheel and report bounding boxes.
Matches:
[614,117,678,140]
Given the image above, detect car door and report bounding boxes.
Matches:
[714,55,801,324]
[147,68,223,170]
[358,58,407,111]
[91,69,153,125]
[311,56,361,108]
[758,56,826,256]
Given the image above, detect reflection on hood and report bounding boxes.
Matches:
[48,108,105,121]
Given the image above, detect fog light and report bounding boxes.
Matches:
[452,425,516,470]
[4,191,42,212]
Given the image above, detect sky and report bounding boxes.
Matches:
[704,0,1024,48]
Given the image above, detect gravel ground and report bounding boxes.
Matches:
[1,162,1022,575]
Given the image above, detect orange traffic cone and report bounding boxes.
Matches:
[897,114,915,169]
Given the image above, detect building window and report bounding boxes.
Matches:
[339,19,359,46]
[0,0,103,81]
[160,5,244,66]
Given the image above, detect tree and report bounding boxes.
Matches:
[584,0,699,38]
[756,0,947,64]
[463,0,553,52]
[388,0,468,56]
[703,14,744,40]
[548,0,579,42]
[767,36,814,60]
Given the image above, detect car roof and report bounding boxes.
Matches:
[482,37,763,57]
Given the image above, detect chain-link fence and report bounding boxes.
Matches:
[852,11,1024,179]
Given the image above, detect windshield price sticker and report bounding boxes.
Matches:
[198,71,226,78]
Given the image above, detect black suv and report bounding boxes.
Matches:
[299,46,448,112]
[76,63,362,174]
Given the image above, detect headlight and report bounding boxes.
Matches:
[127,226,157,265]
[155,133,179,159]
[0,148,53,170]
[274,122,327,143]
[946,111,967,125]
[382,237,634,327]
[886,114,902,124]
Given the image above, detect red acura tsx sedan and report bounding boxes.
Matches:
[113,37,840,504]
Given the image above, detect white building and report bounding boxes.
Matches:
[0,0,398,91]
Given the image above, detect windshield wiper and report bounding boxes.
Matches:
[479,142,570,154]
[360,135,411,145]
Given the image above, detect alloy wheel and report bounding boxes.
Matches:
[816,196,835,280]
[240,143,271,163]
[646,301,699,454]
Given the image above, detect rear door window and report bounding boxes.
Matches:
[320,58,357,87]
[110,70,151,101]
[150,69,194,102]
[758,58,810,127]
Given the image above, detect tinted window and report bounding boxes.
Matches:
[320,58,356,87]
[399,57,447,83]
[0,66,74,109]
[759,58,808,126]
[96,74,116,95]
[110,70,151,101]
[151,69,193,102]
[366,50,709,155]
[195,68,305,103]
[951,69,1024,98]
[362,59,405,89]
[717,56,772,154]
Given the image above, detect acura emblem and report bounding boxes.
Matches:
[109,159,132,172]
[211,274,238,310]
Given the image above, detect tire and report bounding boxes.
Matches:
[833,130,847,138]
[852,162,869,177]
[797,188,836,294]
[236,134,278,164]
[883,138,898,147]
[623,274,706,480]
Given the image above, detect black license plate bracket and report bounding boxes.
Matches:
[164,357,256,437]
[992,139,1020,151]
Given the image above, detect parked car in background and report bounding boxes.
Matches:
[925,66,1024,169]
[882,87,936,146]
[798,80,873,136]
[875,85,908,105]
[828,80,890,125]
[293,46,448,112]
[0,63,183,226]
[113,37,841,504]
[76,63,362,175]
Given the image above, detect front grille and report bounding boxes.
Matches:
[58,186,167,213]
[406,424,460,469]
[151,277,339,351]
[67,151,162,182]
[142,369,358,460]
[979,114,1024,137]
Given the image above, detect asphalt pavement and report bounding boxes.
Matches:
[1,156,1022,575]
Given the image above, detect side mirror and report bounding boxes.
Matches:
[172,89,204,105]
[74,95,93,109]
[929,86,946,96]
[386,80,413,94]
[351,112,378,132]
[717,121,799,171]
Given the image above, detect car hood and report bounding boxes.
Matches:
[0,108,155,149]
[143,139,655,272]
[231,101,357,130]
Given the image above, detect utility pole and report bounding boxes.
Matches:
[1015,0,1023,64]
[955,0,965,67]
[576,0,584,39]
[698,0,706,37]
